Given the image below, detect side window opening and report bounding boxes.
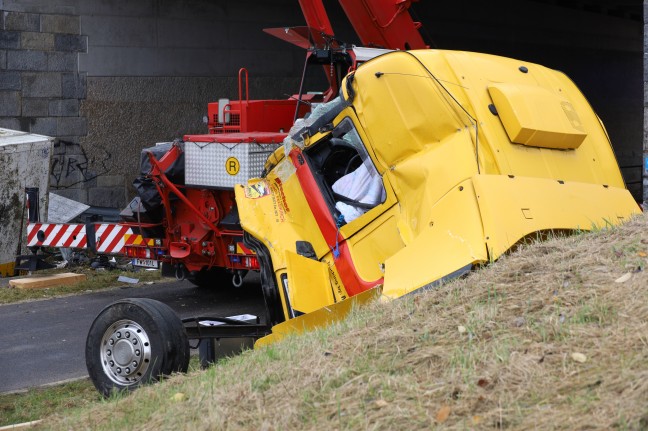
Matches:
[306,118,386,225]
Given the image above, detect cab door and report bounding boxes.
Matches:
[299,114,404,297]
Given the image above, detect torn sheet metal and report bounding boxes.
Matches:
[48,192,90,224]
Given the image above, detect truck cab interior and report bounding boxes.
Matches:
[303,117,386,225]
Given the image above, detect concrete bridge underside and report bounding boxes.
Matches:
[0,0,644,208]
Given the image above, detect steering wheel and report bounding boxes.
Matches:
[344,154,361,175]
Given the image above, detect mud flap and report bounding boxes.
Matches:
[254,286,381,347]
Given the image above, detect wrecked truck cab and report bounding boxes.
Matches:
[236,49,642,338]
[237,103,398,323]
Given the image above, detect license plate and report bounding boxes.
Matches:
[132,258,159,269]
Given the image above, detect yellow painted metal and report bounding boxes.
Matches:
[235,154,351,316]
[473,174,641,259]
[381,130,479,242]
[340,209,404,282]
[329,114,404,282]
[235,158,329,272]
[0,261,15,277]
[285,250,334,313]
[254,286,381,348]
[488,83,587,150]
[382,179,488,299]
[350,50,627,188]
[318,259,351,303]
[123,234,155,247]
[350,51,468,173]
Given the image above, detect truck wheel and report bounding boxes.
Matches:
[85,298,190,397]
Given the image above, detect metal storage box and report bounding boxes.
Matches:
[183,133,284,189]
[0,129,53,276]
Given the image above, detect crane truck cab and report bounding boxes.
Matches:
[234,49,642,341]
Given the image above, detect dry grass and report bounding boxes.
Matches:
[38,213,648,430]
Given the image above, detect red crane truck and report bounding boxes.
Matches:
[19,0,429,396]
[32,0,638,399]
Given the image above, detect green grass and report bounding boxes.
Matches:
[0,379,100,427]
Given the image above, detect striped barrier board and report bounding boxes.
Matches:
[26,223,141,255]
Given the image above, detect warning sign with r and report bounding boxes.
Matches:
[225,157,240,176]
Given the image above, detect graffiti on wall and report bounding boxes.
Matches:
[50,140,111,189]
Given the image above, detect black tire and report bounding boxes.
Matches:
[85,298,190,397]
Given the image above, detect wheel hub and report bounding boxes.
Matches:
[100,320,152,385]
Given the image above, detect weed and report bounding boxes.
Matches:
[570,301,616,326]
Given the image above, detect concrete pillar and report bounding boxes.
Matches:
[0,8,87,139]
[1,4,90,206]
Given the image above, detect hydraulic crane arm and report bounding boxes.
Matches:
[298,0,335,40]
[298,0,427,51]
[264,1,430,114]
[338,0,427,50]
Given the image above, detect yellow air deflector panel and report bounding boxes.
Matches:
[488,83,587,150]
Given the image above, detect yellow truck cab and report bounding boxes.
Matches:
[235,49,641,337]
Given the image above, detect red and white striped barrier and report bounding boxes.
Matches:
[27,223,134,255]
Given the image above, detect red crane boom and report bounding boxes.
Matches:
[298,0,427,50]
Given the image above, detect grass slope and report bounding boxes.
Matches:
[38,213,648,430]
[0,380,100,426]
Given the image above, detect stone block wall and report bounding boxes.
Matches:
[0,7,90,206]
[0,0,308,210]
[0,11,87,138]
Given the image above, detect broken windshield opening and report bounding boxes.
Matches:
[305,117,386,224]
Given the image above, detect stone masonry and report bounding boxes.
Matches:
[0,0,306,209]
[0,8,89,204]
[0,11,87,139]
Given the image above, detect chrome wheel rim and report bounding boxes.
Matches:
[100,319,152,386]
